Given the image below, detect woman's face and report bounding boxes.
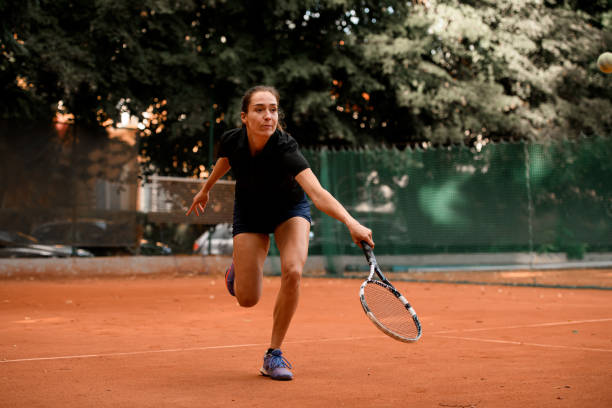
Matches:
[241,91,278,138]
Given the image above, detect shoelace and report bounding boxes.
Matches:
[268,354,293,370]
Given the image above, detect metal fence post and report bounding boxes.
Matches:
[319,147,337,274]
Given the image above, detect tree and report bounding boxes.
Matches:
[2,0,411,177]
[360,0,612,147]
[1,0,610,178]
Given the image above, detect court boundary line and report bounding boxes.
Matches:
[433,317,612,334]
[3,319,611,364]
[0,335,384,364]
[386,278,612,291]
[332,273,612,290]
[433,334,612,353]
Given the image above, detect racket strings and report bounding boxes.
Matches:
[363,282,420,339]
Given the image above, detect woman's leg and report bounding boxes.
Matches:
[232,232,270,307]
[270,217,310,349]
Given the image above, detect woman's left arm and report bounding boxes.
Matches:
[295,168,374,248]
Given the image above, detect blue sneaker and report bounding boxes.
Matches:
[225,263,235,297]
[260,349,293,381]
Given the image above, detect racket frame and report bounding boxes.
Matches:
[359,242,422,342]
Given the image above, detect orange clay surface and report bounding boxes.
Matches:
[1,274,611,408]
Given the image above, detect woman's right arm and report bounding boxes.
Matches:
[186,157,231,216]
[295,168,374,248]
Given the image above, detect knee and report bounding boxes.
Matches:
[281,264,302,290]
[237,295,259,308]
[236,282,261,307]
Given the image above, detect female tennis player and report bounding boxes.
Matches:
[187,85,374,381]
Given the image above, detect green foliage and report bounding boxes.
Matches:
[362,0,612,147]
[1,0,610,177]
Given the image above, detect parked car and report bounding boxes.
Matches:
[193,224,233,255]
[30,219,137,256]
[193,224,315,256]
[31,219,110,244]
[0,230,93,258]
[139,238,172,256]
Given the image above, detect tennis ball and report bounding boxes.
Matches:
[597,52,612,74]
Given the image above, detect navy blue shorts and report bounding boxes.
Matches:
[232,195,312,237]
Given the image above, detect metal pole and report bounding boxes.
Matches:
[209,104,214,168]
[71,124,78,256]
[320,147,337,274]
[207,103,215,255]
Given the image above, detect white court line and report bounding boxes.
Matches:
[433,318,612,334]
[0,335,384,364]
[433,334,612,353]
[4,319,612,364]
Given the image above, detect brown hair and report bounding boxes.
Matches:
[240,85,285,131]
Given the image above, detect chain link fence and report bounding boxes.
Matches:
[303,136,612,259]
[2,120,609,263]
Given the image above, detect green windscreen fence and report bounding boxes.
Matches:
[2,122,608,260]
[0,123,141,255]
[302,136,611,258]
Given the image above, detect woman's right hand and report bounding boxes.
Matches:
[347,220,374,249]
[186,189,209,216]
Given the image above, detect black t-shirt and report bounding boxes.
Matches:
[217,127,310,218]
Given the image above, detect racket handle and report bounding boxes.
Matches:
[361,241,375,264]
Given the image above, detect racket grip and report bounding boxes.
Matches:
[361,241,375,263]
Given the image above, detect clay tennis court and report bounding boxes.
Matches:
[1,271,611,407]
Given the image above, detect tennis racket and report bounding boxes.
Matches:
[359,242,422,342]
